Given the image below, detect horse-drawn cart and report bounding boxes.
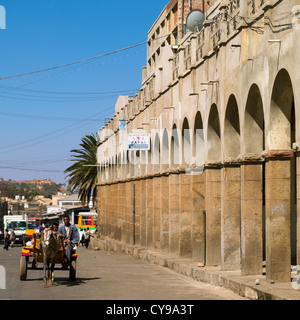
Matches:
[20,231,78,282]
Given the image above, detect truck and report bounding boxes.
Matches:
[3,215,28,244]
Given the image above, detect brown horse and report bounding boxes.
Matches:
[40,228,63,286]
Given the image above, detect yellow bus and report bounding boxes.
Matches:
[77,212,97,230]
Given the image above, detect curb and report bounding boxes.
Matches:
[90,236,300,300]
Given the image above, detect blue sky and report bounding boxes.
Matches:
[0,0,166,185]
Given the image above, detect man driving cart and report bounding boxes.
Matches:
[58,214,80,266]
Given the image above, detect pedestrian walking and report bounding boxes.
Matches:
[80,230,86,247]
[0,229,2,241]
[10,228,16,247]
[85,227,90,249]
[3,229,10,250]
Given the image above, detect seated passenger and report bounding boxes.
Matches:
[58,214,79,265]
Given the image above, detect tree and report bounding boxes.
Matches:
[64,133,98,207]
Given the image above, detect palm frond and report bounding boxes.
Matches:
[64,133,98,207]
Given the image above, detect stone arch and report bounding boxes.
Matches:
[241,84,266,274]
[108,158,112,181]
[147,137,152,173]
[152,132,160,171]
[193,111,205,166]
[269,68,296,267]
[126,150,130,178]
[244,84,265,154]
[113,154,117,180]
[135,150,140,176]
[117,152,122,180]
[129,150,135,176]
[224,95,241,158]
[182,118,192,167]
[170,124,180,168]
[100,160,105,184]
[207,104,221,161]
[121,150,126,179]
[104,159,109,182]
[162,128,169,170]
[140,149,147,175]
[269,69,295,149]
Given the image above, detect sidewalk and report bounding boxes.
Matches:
[90,235,300,300]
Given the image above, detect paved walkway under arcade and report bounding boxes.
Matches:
[90,235,300,300]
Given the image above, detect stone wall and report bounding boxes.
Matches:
[97,0,300,282]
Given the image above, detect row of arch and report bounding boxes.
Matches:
[100,69,295,182]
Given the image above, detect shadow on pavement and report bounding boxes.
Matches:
[25,277,101,287]
[54,277,102,287]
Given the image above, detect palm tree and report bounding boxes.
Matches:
[64,133,98,207]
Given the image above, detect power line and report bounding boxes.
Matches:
[0,110,112,122]
[0,165,64,173]
[0,93,134,103]
[0,85,138,95]
[0,41,148,81]
[0,30,178,84]
[0,107,113,152]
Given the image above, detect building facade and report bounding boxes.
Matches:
[96,0,300,283]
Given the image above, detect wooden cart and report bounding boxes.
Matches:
[20,233,78,281]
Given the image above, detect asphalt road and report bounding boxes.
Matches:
[0,240,247,301]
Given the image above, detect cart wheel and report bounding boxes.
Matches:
[69,260,76,281]
[20,256,27,281]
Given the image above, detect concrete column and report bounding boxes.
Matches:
[104,185,109,237]
[296,151,300,267]
[120,182,126,243]
[161,175,170,251]
[97,185,103,236]
[179,173,192,258]
[129,181,134,245]
[108,184,112,237]
[140,179,147,246]
[153,177,161,249]
[146,178,154,248]
[108,184,113,238]
[265,150,293,283]
[102,185,107,237]
[240,155,263,275]
[169,173,180,255]
[205,164,222,266]
[106,185,110,237]
[116,183,122,241]
[135,180,141,246]
[112,183,117,239]
[191,171,206,262]
[221,161,241,271]
[125,182,131,243]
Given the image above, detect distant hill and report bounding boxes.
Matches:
[0,179,69,201]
